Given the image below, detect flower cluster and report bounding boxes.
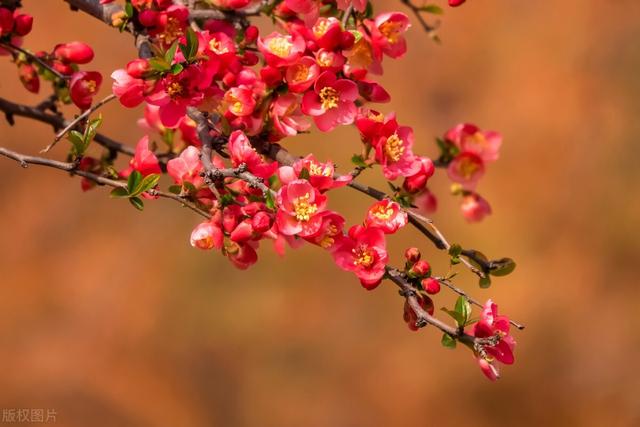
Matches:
[0,0,518,381]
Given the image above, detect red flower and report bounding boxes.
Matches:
[468,299,516,381]
[447,151,485,190]
[258,32,305,68]
[373,121,421,180]
[301,71,358,132]
[364,199,407,234]
[270,93,311,139]
[191,221,224,250]
[111,68,146,108]
[367,12,411,59]
[54,42,95,64]
[18,63,39,93]
[279,154,351,192]
[121,135,161,177]
[332,225,388,289]
[403,156,435,193]
[449,0,466,7]
[276,179,327,237]
[285,56,320,93]
[460,193,492,222]
[70,71,102,110]
[445,123,502,162]
[303,211,345,250]
[228,130,278,179]
[167,146,203,187]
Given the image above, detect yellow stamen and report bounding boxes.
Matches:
[384,133,405,162]
[293,193,318,222]
[379,21,403,44]
[319,86,339,110]
[352,246,374,268]
[267,37,293,58]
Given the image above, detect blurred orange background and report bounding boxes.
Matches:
[1,0,639,426]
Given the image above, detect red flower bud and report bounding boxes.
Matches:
[340,31,355,50]
[52,61,74,76]
[404,247,421,263]
[126,59,150,78]
[70,71,102,110]
[241,51,259,66]
[421,277,441,295]
[252,211,272,233]
[410,260,430,277]
[259,65,282,87]
[244,25,259,43]
[13,14,33,36]
[18,63,39,94]
[0,8,14,35]
[54,42,95,64]
[138,10,158,27]
[230,220,254,243]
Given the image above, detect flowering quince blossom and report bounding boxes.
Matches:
[333,225,388,289]
[468,300,516,381]
[276,179,327,237]
[0,0,521,382]
[364,199,408,234]
[302,71,358,132]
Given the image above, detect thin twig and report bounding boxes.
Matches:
[0,146,210,219]
[0,41,68,81]
[44,93,117,153]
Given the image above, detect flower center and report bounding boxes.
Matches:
[85,80,97,94]
[353,245,374,268]
[319,86,339,110]
[316,52,333,67]
[313,19,330,38]
[161,17,184,45]
[291,63,309,82]
[167,81,184,99]
[209,38,229,55]
[309,162,331,176]
[293,193,318,222]
[458,157,480,179]
[372,204,394,220]
[379,21,403,44]
[384,133,405,162]
[267,37,293,58]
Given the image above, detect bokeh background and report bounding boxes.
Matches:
[1,0,639,426]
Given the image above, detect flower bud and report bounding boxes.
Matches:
[244,25,259,43]
[18,63,39,93]
[54,42,95,64]
[252,211,272,233]
[259,65,282,87]
[190,222,223,250]
[230,220,253,243]
[13,14,33,37]
[421,277,441,295]
[126,59,150,78]
[340,31,355,50]
[0,8,14,35]
[410,260,430,277]
[404,247,421,263]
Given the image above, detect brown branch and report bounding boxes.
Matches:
[0,97,135,157]
[400,0,440,37]
[0,146,210,219]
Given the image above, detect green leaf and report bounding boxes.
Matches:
[420,4,443,14]
[170,63,184,75]
[124,1,134,17]
[68,130,85,156]
[127,170,143,194]
[351,154,368,168]
[110,187,129,198]
[185,26,199,60]
[454,296,471,325]
[149,58,171,72]
[441,333,457,349]
[441,307,465,326]
[490,258,517,277]
[164,40,179,64]
[448,244,463,258]
[265,190,276,210]
[128,173,160,197]
[479,276,492,289]
[84,115,102,144]
[129,196,144,211]
[168,185,182,195]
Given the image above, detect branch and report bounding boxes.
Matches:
[0,97,135,157]
[0,41,68,81]
[0,146,210,219]
[400,0,440,37]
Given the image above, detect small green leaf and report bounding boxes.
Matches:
[84,115,102,144]
[129,196,144,211]
[110,187,129,198]
[441,333,457,349]
[454,296,471,325]
[479,276,492,289]
[149,58,171,72]
[138,173,161,194]
[441,307,465,326]
[168,185,182,195]
[124,1,134,17]
[265,190,276,210]
[351,154,368,168]
[185,27,199,60]
[164,40,179,64]
[420,4,443,14]
[170,63,184,75]
[490,258,517,277]
[448,244,463,258]
[68,130,85,155]
[127,170,143,194]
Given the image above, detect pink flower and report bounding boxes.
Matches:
[228,130,278,179]
[413,188,438,214]
[301,71,358,132]
[311,17,343,50]
[447,151,485,189]
[167,146,203,187]
[468,299,516,381]
[54,42,94,64]
[70,71,102,110]
[258,32,305,68]
[279,154,351,191]
[402,156,435,193]
[226,242,258,270]
[314,49,345,72]
[111,69,146,108]
[147,5,189,47]
[460,193,492,222]
[284,0,319,26]
[356,80,390,103]
[270,93,311,138]
[211,0,252,9]
[224,86,256,117]
[303,211,345,250]
[190,221,224,250]
[364,199,407,234]
[355,109,393,143]
[276,179,327,237]
[121,135,161,177]
[445,123,502,162]
[146,66,206,128]
[332,225,388,289]
[373,122,421,180]
[285,56,320,93]
[367,12,411,59]
[449,0,466,6]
